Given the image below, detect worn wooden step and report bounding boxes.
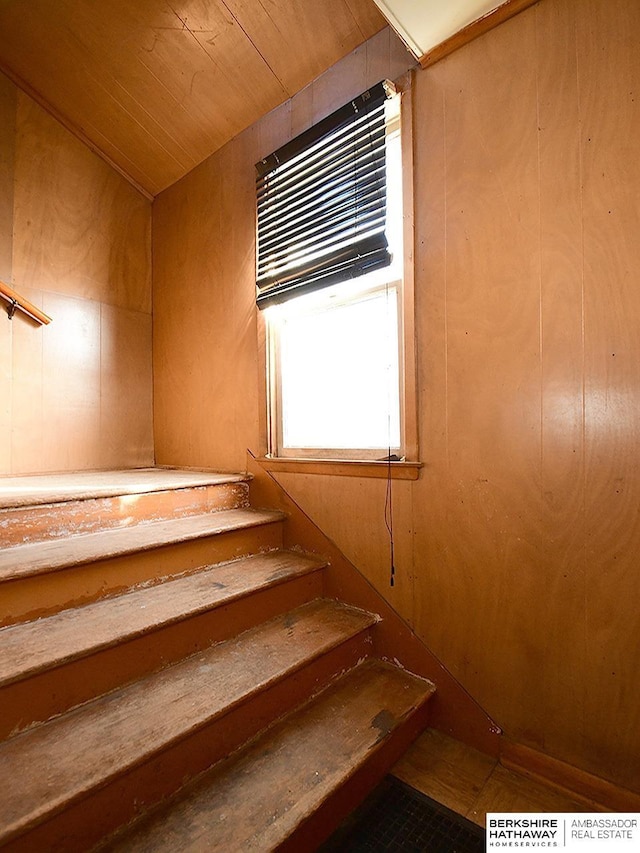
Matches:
[0,478,250,547]
[0,599,376,852]
[101,660,435,853]
[0,549,327,737]
[0,508,286,626]
[0,508,286,581]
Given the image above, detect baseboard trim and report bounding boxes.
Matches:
[501,741,640,812]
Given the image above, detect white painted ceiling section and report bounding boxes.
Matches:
[371,0,505,59]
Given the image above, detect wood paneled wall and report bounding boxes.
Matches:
[0,76,153,474]
[411,0,640,791]
[153,0,640,794]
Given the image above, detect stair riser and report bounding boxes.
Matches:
[0,483,250,547]
[1,570,324,737]
[0,523,284,627]
[3,633,374,853]
[280,698,433,853]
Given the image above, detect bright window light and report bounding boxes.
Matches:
[278,286,401,451]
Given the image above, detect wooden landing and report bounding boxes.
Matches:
[0,600,377,850]
[103,660,436,853]
[0,468,247,509]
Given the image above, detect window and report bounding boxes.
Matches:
[256,79,416,465]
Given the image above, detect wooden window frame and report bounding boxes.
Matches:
[256,72,418,479]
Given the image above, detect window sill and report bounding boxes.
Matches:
[257,457,422,480]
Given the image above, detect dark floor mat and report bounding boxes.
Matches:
[320,775,485,852]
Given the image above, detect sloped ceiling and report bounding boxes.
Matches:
[0,0,525,198]
[0,0,387,196]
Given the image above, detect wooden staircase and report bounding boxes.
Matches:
[0,469,435,852]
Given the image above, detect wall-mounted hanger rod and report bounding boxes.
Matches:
[0,281,52,325]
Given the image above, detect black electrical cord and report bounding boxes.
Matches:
[385,452,395,587]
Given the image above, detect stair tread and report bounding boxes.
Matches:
[0,508,285,582]
[0,468,248,509]
[0,598,376,845]
[0,550,327,687]
[104,660,435,853]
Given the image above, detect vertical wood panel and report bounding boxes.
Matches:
[410,64,450,661]
[41,291,101,471]
[223,127,264,467]
[0,74,16,474]
[153,115,265,472]
[0,73,15,284]
[420,12,545,743]
[10,287,45,474]
[153,153,224,466]
[154,111,262,469]
[535,0,586,766]
[0,317,11,475]
[579,0,640,791]
[100,304,154,469]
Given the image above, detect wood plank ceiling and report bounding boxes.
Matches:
[0,0,387,197]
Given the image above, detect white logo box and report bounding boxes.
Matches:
[486,813,639,851]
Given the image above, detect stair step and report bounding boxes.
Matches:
[1,508,287,626]
[0,508,285,582]
[102,661,435,853]
[0,550,327,736]
[0,550,326,687]
[0,481,250,547]
[0,599,376,851]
